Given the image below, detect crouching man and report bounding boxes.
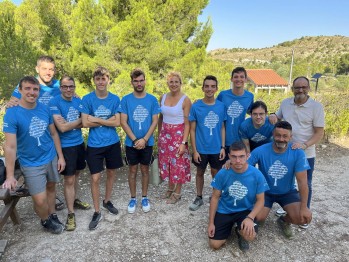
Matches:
[2,76,66,234]
[208,142,268,252]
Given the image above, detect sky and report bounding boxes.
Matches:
[200,0,349,50]
[10,0,349,51]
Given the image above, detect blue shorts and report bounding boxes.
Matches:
[210,210,257,240]
[21,156,60,196]
[86,142,123,175]
[264,189,301,208]
[61,143,86,176]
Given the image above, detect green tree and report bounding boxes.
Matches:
[337,53,349,75]
[0,0,38,99]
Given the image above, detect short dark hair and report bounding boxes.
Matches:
[274,121,292,131]
[293,76,310,87]
[60,75,75,85]
[202,75,218,88]
[19,76,40,90]
[251,101,268,113]
[229,141,248,153]
[93,66,110,79]
[37,55,55,66]
[231,67,247,78]
[130,68,145,80]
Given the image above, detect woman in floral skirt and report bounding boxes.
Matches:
[158,72,192,204]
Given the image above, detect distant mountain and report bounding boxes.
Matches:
[208,35,349,66]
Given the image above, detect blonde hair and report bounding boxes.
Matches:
[166,71,182,84]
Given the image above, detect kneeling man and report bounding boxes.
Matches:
[208,142,268,252]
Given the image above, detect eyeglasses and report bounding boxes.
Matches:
[61,85,75,90]
[293,86,309,91]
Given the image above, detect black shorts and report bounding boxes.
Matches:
[264,189,301,208]
[192,153,223,171]
[86,142,123,175]
[125,146,153,166]
[61,143,86,176]
[210,210,257,240]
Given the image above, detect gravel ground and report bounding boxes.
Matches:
[1,141,349,262]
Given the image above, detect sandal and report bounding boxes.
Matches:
[161,190,173,199]
[166,192,181,204]
[55,196,65,211]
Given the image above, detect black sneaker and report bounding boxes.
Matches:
[102,200,119,215]
[235,228,249,252]
[89,212,102,230]
[41,217,64,234]
[50,213,64,227]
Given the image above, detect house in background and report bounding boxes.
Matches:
[246,69,289,94]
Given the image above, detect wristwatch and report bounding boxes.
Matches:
[181,141,188,145]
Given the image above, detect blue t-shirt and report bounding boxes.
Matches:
[248,142,310,194]
[3,103,56,167]
[49,96,84,148]
[12,79,61,106]
[188,99,227,154]
[216,89,254,147]
[119,93,161,147]
[80,91,120,147]
[211,165,269,214]
[239,117,274,151]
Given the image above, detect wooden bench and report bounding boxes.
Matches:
[0,157,27,232]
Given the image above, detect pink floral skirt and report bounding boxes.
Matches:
[158,123,191,184]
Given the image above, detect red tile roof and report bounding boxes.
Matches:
[246,69,288,86]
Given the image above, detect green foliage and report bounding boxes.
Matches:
[337,53,349,75]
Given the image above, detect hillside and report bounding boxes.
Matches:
[208,35,349,67]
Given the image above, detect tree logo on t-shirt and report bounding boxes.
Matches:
[29,116,47,146]
[133,105,149,130]
[66,106,80,122]
[227,101,243,125]
[94,105,111,120]
[251,133,267,143]
[229,181,248,206]
[268,160,288,186]
[38,92,53,105]
[204,111,219,135]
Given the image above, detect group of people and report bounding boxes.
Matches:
[1,56,325,253]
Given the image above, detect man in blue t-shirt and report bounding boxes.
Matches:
[188,75,226,211]
[49,75,91,231]
[217,67,253,155]
[209,141,269,252]
[2,76,65,234]
[81,66,124,230]
[8,55,61,107]
[7,55,65,211]
[248,121,312,238]
[119,69,161,214]
[239,101,274,153]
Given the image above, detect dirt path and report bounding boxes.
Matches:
[1,142,349,262]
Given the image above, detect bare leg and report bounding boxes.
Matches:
[128,165,138,198]
[31,191,50,220]
[64,175,76,213]
[105,169,116,202]
[91,172,101,212]
[195,168,205,196]
[46,182,57,214]
[140,164,149,196]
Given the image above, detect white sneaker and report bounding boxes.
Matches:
[275,208,287,217]
[141,197,151,213]
[128,198,137,214]
[299,223,309,229]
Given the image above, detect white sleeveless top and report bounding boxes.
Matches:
[161,94,186,124]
